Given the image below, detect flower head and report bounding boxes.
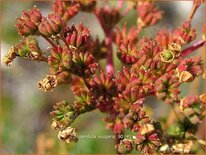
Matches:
[38,13,63,37]
[155,71,180,104]
[15,6,42,36]
[175,21,196,44]
[117,41,139,65]
[134,132,161,153]
[177,57,203,82]
[48,45,72,73]
[113,24,140,46]
[52,0,80,22]
[179,95,205,124]
[95,5,122,31]
[50,101,77,130]
[137,2,163,28]
[58,126,78,143]
[38,75,58,92]
[70,51,97,77]
[64,23,90,50]
[115,139,133,154]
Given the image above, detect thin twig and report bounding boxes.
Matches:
[41,34,57,49]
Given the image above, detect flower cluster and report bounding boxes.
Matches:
[3,0,205,154]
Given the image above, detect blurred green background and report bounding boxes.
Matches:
[1,1,205,154]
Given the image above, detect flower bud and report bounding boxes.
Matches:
[116,67,132,92]
[175,21,196,44]
[15,7,42,36]
[64,23,90,49]
[95,5,121,31]
[38,13,63,37]
[58,126,78,143]
[50,101,77,130]
[134,132,161,153]
[156,29,174,47]
[69,51,97,77]
[52,0,80,22]
[115,139,133,154]
[155,71,180,104]
[48,46,72,73]
[30,6,42,23]
[117,41,138,65]
[113,24,140,46]
[137,2,163,28]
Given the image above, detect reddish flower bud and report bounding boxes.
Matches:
[95,5,122,31]
[156,29,174,48]
[64,23,90,49]
[73,90,94,113]
[53,0,80,22]
[69,51,97,77]
[137,2,163,28]
[48,46,72,73]
[15,6,42,36]
[38,13,63,37]
[175,21,196,44]
[116,67,132,92]
[30,6,42,23]
[155,71,180,104]
[90,72,117,98]
[117,41,139,65]
[134,132,161,153]
[113,24,140,46]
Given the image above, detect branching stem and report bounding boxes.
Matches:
[180,40,205,57]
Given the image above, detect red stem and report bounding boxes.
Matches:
[41,34,57,49]
[94,11,114,75]
[105,32,114,75]
[180,40,205,57]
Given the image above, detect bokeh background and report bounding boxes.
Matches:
[1,0,205,154]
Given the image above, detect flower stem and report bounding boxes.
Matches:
[105,32,114,75]
[187,1,201,21]
[180,40,205,57]
[41,34,57,49]
[94,10,115,75]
